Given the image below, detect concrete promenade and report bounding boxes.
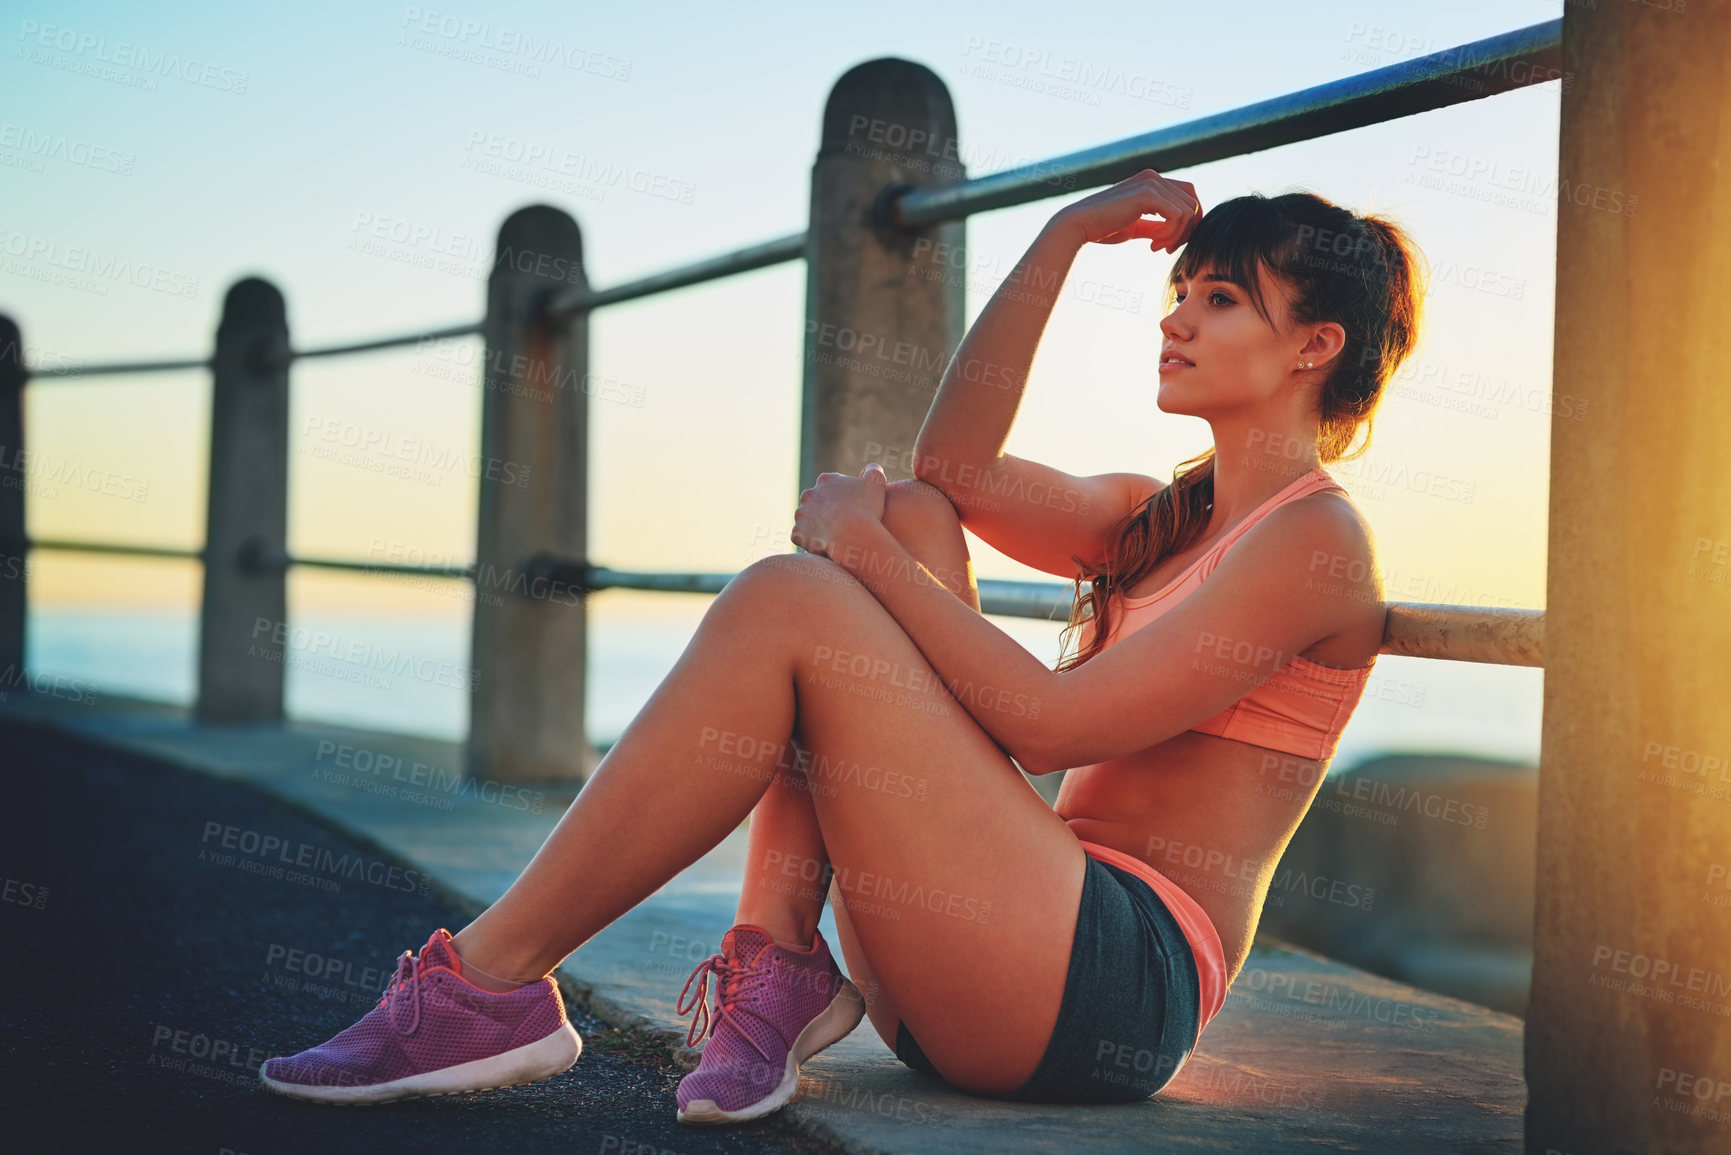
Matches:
[1,689,1528,1154]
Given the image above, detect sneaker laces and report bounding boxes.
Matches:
[377,948,425,1037]
[675,952,776,1060]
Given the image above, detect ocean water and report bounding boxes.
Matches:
[23,606,1544,771]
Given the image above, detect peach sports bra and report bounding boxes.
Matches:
[1071,466,1377,1037]
[1079,465,1377,764]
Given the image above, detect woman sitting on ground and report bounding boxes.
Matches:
[258,169,1419,1125]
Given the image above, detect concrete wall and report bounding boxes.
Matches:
[1256,754,1538,1016]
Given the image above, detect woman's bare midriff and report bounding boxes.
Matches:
[1052,488,1377,984]
[1055,727,1334,985]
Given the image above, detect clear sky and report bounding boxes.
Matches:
[3,0,1575,618]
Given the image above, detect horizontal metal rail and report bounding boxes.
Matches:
[894,19,1563,227]
[548,231,807,317]
[1381,603,1544,667]
[21,20,1560,383]
[284,552,476,580]
[23,321,486,382]
[291,320,483,363]
[20,537,204,563]
[15,538,1545,665]
[24,356,212,381]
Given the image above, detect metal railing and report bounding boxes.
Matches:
[0,19,1562,781]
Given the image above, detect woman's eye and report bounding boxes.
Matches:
[1209,291,1233,306]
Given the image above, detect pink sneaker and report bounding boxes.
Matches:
[258,928,581,1104]
[674,924,866,1125]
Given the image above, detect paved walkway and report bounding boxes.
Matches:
[1,690,1528,1153]
[1,718,841,1155]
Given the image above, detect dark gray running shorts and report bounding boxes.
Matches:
[893,851,1202,1103]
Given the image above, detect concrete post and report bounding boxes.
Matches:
[1527,4,1731,1153]
[196,279,289,723]
[802,58,966,487]
[0,316,24,679]
[466,205,598,784]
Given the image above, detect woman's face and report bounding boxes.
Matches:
[1156,260,1304,415]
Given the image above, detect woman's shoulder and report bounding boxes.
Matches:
[1241,486,1382,592]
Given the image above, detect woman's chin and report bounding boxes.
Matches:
[1154,386,1191,417]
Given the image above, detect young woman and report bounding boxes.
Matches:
[258,170,1422,1124]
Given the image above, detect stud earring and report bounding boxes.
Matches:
[1299,360,1312,369]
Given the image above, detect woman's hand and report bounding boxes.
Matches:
[791,463,888,563]
[1052,168,1203,254]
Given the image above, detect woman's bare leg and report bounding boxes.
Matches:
[732,480,982,952]
[731,743,829,948]
[452,483,1081,1094]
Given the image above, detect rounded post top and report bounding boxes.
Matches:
[492,204,586,298]
[0,314,21,390]
[495,204,584,258]
[218,277,287,329]
[820,57,958,163]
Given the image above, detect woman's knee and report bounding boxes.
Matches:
[724,552,865,613]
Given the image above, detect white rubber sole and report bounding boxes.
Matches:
[677,977,867,1126]
[258,1021,582,1105]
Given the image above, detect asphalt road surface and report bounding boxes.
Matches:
[0,719,846,1155]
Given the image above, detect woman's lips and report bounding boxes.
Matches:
[1158,358,1194,373]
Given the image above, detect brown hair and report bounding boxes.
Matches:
[1054,190,1426,673]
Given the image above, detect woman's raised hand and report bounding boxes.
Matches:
[1053,169,1203,254]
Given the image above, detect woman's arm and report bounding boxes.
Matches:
[911,171,1202,576]
[914,169,1200,472]
[825,495,1376,776]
